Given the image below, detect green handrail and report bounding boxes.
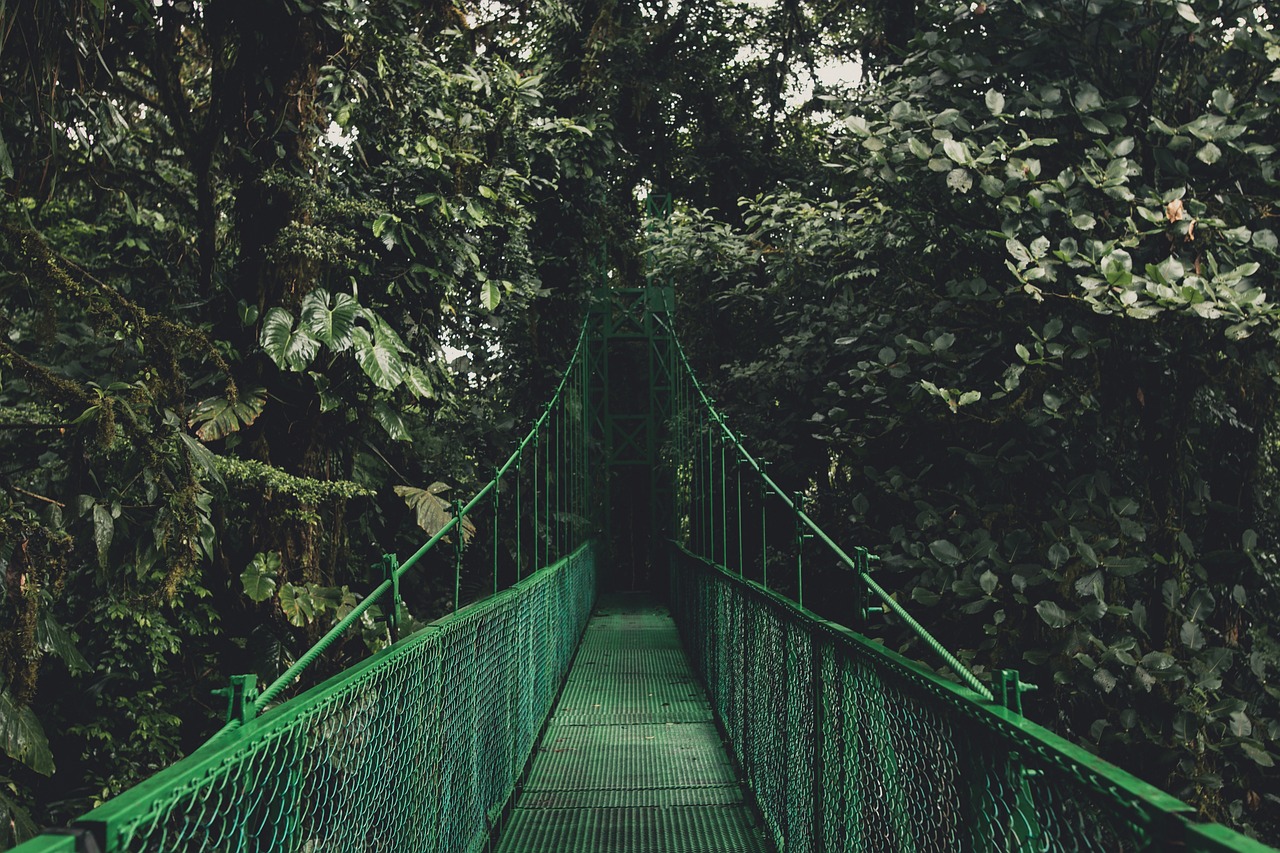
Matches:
[663,317,993,701]
[13,319,596,853]
[252,321,591,713]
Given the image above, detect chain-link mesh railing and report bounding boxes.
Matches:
[63,542,594,853]
[16,321,598,853]
[662,320,1275,853]
[669,547,1273,853]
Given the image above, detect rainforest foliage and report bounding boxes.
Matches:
[0,0,1277,844]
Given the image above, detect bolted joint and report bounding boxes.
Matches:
[994,668,1039,715]
[212,674,258,725]
[382,553,401,643]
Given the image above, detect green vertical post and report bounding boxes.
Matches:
[547,409,552,568]
[452,498,464,612]
[719,421,727,567]
[796,496,803,609]
[533,427,539,571]
[811,639,826,852]
[760,461,769,589]
[736,451,744,577]
[382,553,401,642]
[492,470,500,596]
[707,413,715,563]
[995,669,1043,850]
[516,449,523,581]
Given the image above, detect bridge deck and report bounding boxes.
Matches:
[495,592,773,853]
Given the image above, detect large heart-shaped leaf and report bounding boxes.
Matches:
[395,483,475,544]
[300,289,359,351]
[240,551,280,603]
[403,365,434,399]
[373,400,411,442]
[352,326,406,391]
[189,386,267,441]
[279,582,315,627]
[261,307,320,372]
[0,686,54,776]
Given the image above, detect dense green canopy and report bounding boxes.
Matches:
[0,0,1276,844]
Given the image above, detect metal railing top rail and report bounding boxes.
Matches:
[672,545,1279,853]
[12,318,594,852]
[61,542,597,853]
[664,318,993,701]
[251,319,591,713]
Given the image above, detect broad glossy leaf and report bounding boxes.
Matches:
[1035,600,1072,629]
[36,610,90,674]
[395,483,476,544]
[301,290,359,351]
[279,583,314,627]
[481,280,502,311]
[261,308,320,372]
[241,552,280,603]
[403,365,434,399]
[929,539,962,565]
[190,386,267,441]
[0,688,53,775]
[373,400,411,442]
[942,139,968,164]
[352,327,406,391]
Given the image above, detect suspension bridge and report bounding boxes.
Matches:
[18,260,1276,852]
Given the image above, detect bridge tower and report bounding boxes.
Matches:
[587,195,676,590]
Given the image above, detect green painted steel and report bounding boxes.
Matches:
[46,543,594,853]
[668,546,1276,852]
[14,321,597,853]
[14,282,1277,852]
[495,594,773,853]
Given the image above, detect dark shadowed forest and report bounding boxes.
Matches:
[0,0,1278,845]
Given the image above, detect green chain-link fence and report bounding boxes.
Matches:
[60,542,594,853]
[670,548,1273,852]
[664,320,1275,853]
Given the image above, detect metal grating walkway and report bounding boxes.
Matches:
[494,593,774,853]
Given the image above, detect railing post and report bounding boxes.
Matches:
[212,674,258,725]
[493,468,500,596]
[811,635,826,852]
[853,547,883,627]
[382,552,401,642]
[452,498,464,612]
[795,493,813,609]
[994,669,1043,850]
[759,460,769,589]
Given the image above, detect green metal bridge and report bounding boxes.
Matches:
[19,260,1277,852]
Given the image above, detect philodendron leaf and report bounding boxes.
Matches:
[372,400,411,442]
[300,289,359,351]
[189,386,267,441]
[395,483,476,544]
[403,365,434,399]
[0,686,54,776]
[240,552,280,603]
[279,583,315,627]
[261,308,320,372]
[352,327,406,391]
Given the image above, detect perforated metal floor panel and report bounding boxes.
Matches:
[494,593,774,853]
